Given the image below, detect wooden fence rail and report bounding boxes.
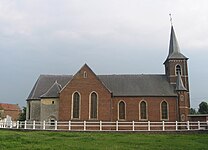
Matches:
[0,120,208,131]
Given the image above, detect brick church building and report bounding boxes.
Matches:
[26,25,190,122]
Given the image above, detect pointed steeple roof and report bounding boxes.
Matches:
[166,26,188,61]
[175,74,187,91]
[41,80,62,98]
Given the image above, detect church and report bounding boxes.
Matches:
[26,25,190,123]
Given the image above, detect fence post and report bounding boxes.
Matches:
[175,121,178,131]
[187,121,190,130]
[3,121,6,128]
[198,121,200,130]
[10,121,13,128]
[132,121,135,131]
[148,121,150,131]
[84,121,86,131]
[162,121,165,131]
[17,121,19,129]
[55,121,57,130]
[24,120,27,129]
[116,121,118,131]
[43,121,45,130]
[33,120,35,129]
[100,121,102,131]
[69,121,71,130]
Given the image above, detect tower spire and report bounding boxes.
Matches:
[165,22,188,61]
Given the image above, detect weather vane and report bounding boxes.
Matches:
[169,13,173,26]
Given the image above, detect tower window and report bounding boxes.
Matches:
[175,65,182,75]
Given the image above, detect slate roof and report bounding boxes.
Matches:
[28,75,73,100]
[165,26,188,61]
[27,74,177,100]
[41,81,62,98]
[98,75,176,96]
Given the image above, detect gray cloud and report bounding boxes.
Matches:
[0,0,208,109]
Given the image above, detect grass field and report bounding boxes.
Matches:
[0,129,208,150]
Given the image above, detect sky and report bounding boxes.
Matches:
[0,0,208,109]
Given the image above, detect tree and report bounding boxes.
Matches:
[18,107,26,121]
[190,108,197,114]
[198,101,208,114]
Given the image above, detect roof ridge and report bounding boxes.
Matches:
[39,74,166,76]
[98,74,166,76]
[40,74,73,76]
[31,76,41,98]
[40,81,62,98]
[0,103,19,105]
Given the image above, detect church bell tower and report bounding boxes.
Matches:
[164,25,190,121]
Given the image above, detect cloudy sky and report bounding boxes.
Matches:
[1,0,208,109]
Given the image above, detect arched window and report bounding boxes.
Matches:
[48,116,56,125]
[90,92,98,119]
[176,65,182,75]
[140,101,147,120]
[83,71,87,78]
[161,101,168,120]
[118,101,126,120]
[72,92,80,119]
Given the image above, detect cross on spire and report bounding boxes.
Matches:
[169,13,173,26]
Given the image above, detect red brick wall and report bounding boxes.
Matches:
[189,116,208,122]
[165,60,189,90]
[178,91,190,121]
[112,97,177,122]
[59,65,112,121]
[59,64,178,122]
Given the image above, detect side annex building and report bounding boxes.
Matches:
[26,25,190,122]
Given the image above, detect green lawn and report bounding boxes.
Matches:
[0,130,208,150]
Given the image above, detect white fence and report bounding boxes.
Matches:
[0,120,208,131]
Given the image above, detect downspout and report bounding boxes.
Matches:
[176,94,179,121]
[110,93,113,122]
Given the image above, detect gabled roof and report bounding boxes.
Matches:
[0,103,20,111]
[60,64,112,94]
[27,74,177,100]
[98,74,176,96]
[165,26,188,62]
[175,74,187,91]
[41,81,62,98]
[27,75,73,100]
